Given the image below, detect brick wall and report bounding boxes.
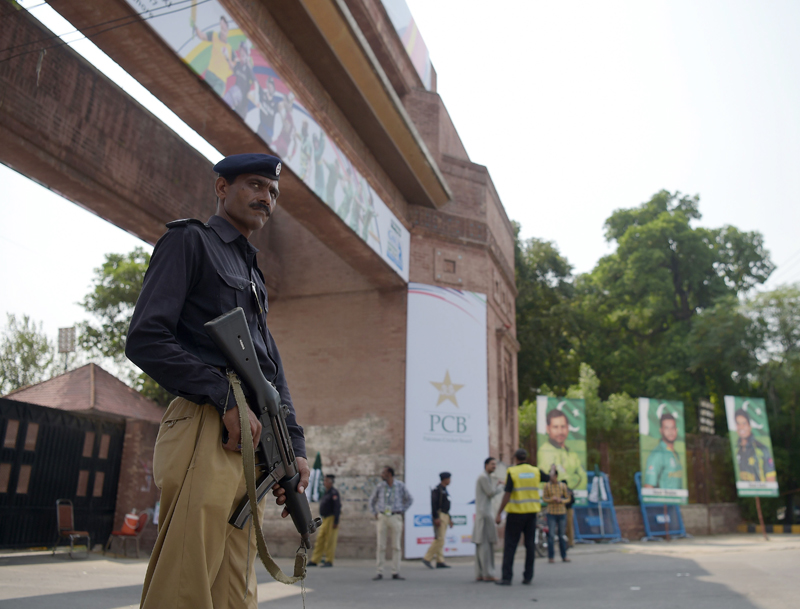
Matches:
[615,503,742,540]
[112,419,160,554]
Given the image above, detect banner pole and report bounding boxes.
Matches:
[663,504,670,541]
[755,497,768,541]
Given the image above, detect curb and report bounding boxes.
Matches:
[737,524,800,534]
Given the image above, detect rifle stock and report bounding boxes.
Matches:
[204,308,320,547]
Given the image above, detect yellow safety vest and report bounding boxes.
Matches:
[505,464,542,514]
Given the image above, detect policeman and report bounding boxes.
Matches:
[734,410,777,482]
[537,409,587,491]
[643,413,683,489]
[422,472,453,569]
[309,474,342,567]
[495,449,551,586]
[126,153,309,609]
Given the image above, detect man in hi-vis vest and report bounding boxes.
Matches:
[494,449,551,586]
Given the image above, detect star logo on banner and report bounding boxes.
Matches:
[430,370,464,407]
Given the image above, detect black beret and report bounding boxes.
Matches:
[213,153,283,181]
[440,472,451,481]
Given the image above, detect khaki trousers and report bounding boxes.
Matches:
[376,513,403,574]
[310,515,339,564]
[423,513,450,563]
[474,542,495,579]
[141,398,266,609]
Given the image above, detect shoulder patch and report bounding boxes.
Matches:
[166,218,208,229]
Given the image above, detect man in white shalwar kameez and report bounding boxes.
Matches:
[473,457,504,581]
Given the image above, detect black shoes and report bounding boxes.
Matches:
[321,562,333,568]
[495,580,512,586]
[436,563,451,569]
[522,579,532,585]
[392,574,405,580]
[422,559,433,569]
[373,574,383,580]
[307,562,318,567]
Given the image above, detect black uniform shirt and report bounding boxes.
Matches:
[431,483,451,519]
[126,215,305,458]
[319,486,342,526]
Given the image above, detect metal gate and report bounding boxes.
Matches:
[0,398,124,549]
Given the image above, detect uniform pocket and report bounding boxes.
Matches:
[154,404,198,489]
[217,270,248,313]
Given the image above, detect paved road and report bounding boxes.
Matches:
[0,535,797,608]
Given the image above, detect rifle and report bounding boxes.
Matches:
[205,307,320,548]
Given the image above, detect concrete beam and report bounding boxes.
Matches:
[258,0,451,208]
[0,2,214,246]
[2,3,402,289]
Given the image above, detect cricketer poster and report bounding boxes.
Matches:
[404,284,489,558]
[536,397,588,505]
[723,396,779,497]
[638,398,688,505]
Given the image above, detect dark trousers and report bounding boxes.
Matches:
[501,512,537,583]
[546,513,568,560]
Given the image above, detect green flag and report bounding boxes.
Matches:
[307,452,325,502]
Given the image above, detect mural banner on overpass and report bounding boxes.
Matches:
[380,0,433,90]
[125,0,410,281]
[404,284,488,558]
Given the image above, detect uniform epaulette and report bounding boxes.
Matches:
[166,218,209,229]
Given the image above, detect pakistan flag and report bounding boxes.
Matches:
[536,397,588,505]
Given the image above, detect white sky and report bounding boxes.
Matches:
[2,0,800,342]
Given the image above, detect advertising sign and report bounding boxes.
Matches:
[724,397,779,497]
[536,397,588,505]
[638,398,688,505]
[124,0,410,281]
[404,284,489,558]
[380,0,433,89]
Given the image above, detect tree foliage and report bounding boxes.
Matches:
[78,247,151,361]
[0,314,55,395]
[572,190,773,414]
[78,247,173,406]
[515,224,578,402]
[515,190,800,518]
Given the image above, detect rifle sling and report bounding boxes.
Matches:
[228,372,307,590]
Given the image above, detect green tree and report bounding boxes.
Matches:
[515,224,578,402]
[0,314,55,394]
[746,284,800,523]
[79,247,150,360]
[79,247,173,406]
[573,190,773,425]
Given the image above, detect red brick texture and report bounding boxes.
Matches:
[112,419,161,554]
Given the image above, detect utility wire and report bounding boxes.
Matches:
[0,0,211,64]
[1,0,199,53]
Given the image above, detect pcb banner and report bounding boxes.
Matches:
[124,0,410,281]
[638,398,688,504]
[404,284,489,558]
[724,396,779,497]
[536,397,588,505]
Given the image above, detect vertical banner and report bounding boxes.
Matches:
[638,398,688,505]
[124,0,410,281]
[404,284,488,558]
[724,397,779,497]
[536,397,588,505]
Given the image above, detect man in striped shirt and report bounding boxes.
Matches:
[542,464,570,563]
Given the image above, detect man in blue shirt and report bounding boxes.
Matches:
[368,466,413,580]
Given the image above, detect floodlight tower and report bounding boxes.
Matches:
[57,327,76,373]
